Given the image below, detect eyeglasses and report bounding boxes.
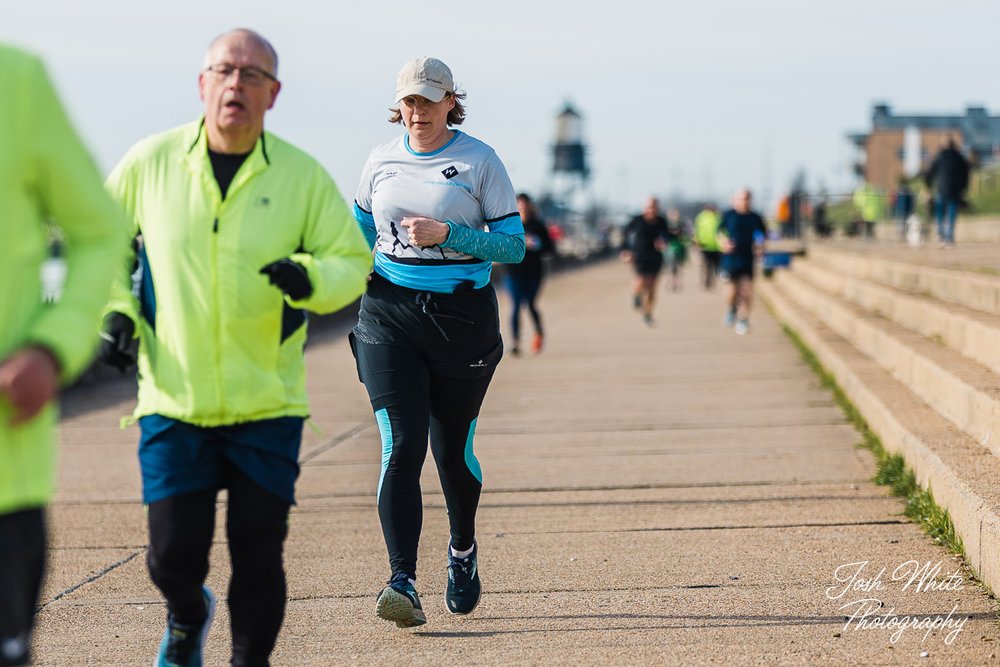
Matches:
[203,64,277,86]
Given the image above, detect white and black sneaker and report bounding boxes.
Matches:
[445,541,481,615]
[376,573,427,628]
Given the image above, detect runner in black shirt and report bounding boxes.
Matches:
[620,197,673,325]
[719,188,767,335]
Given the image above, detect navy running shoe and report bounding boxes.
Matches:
[154,586,216,667]
[376,573,427,628]
[446,541,481,615]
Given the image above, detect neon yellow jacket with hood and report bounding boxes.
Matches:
[106,120,372,427]
[0,45,124,514]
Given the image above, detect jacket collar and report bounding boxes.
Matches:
[184,118,271,199]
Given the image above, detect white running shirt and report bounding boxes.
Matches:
[354,130,521,292]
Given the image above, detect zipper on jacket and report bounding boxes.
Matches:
[211,214,225,416]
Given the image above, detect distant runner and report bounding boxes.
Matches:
[620,196,673,325]
[693,203,723,289]
[505,193,555,355]
[719,188,766,336]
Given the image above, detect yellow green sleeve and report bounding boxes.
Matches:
[22,56,127,381]
[287,167,373,314]
[103,157,142,327]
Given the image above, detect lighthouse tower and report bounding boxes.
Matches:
[548,103,591,217]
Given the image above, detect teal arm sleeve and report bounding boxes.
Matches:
[359,223,377,250]
[443,222,525,264]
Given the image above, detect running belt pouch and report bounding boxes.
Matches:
[347,331,364,383]
[428,340,503,379]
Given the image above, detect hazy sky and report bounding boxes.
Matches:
[4,0,999,216]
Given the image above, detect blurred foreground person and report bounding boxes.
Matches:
[0,44,123,666]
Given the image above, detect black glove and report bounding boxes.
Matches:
[97,312,138,373]
[260,258,313,300]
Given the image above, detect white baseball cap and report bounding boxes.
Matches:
[395,57,454,104]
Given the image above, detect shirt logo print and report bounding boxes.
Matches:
[441,165,459,180]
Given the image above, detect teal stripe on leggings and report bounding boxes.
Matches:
[375,409,393,501]
[464,417,483,483]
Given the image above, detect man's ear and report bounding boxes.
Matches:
[267,81,282,110]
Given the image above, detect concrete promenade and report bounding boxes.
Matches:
[33,259,1000,665]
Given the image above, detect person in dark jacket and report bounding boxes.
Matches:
[924,136,971,247]
[506,193,555,355]
[620,196,673,325]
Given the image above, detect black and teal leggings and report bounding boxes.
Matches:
[351,273,503,580]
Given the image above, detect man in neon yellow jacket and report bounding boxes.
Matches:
[98,29,371,667]
[693,203,722,289]
[0,45,124,666]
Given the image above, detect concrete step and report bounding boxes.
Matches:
[758,277,1000,593]
[769,266,1000,458]
[872,217,1000,244]
[809,243,1000,316]
[788,257,1000,376]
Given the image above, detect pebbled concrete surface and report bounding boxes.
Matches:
[32,259,1000,665]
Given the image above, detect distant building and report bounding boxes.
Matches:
[848,103,1000,190]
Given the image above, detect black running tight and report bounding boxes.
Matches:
[0,508,45,667]
[146,467,289,667]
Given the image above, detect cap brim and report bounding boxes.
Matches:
[395,83,448,104]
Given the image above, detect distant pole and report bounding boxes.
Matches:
[762,138,773,214]
[617,165,629,213]
[670,167,682,205]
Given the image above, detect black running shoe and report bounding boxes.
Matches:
[445,541,481,615]
[376,573,427,628]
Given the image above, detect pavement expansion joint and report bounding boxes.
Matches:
[479,479,870,494]
[507,518,908,536]
[468,494,890,510]
[47,544,147,551]
[481,419,849,435]
[37,549,145,613]
[298,422,374,464]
